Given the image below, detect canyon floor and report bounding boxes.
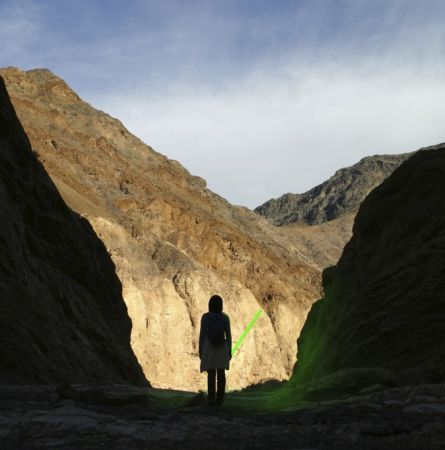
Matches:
[1,383,444,449]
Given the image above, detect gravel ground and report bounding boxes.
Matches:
[0,384,444,449]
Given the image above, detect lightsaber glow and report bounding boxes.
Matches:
[231,309,262,356]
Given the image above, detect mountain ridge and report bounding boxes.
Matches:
[255,152,413,225]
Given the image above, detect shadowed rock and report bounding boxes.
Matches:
[291,146,445,390]
[0,76,147,385]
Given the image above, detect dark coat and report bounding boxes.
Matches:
[199,312,232,372]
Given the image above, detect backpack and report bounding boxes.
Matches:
[207,313,226,346]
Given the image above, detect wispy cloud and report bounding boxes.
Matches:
[1,0,444,206]
[97,61,445,207]
[0,0,43,62]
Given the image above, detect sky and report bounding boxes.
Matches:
[1,0,445,208]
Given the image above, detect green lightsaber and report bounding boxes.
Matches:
[231,309,262,356]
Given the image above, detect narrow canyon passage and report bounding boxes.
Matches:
[1,1,445,448]
[0,67,347,392]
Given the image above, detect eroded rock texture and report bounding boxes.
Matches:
[255,153,412,225]
[292,146,445,387]
[0,67,353,391]
[0,76,146,385]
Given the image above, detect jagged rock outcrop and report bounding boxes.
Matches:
[0,67,354,391]
[255,153,412,225]
[0,76,146,385]
[291,146,445,389]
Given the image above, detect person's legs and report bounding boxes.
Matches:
[216,369,226,405]
[207,369,216,403]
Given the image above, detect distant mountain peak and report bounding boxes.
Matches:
[255,153,413,225]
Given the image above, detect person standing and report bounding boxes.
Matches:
[199,295,232,406]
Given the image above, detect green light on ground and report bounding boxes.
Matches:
[232,309,262,356]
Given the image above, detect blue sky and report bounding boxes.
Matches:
[1,0,445,207]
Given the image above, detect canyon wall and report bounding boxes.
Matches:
[291,146,445,389]
[0,76,146,385]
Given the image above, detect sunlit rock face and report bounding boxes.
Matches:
[1,67,357,391]
[255,153,411,226]
[292,146,445,388]
[0,76,146,385]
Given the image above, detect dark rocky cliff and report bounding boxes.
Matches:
[0,76,146,385]
[291,146,445,388]
[255,153,412,225]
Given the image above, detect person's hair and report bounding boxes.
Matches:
[208,295,223,313]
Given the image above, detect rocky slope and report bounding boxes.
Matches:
[291,146,445,389]
[0,76,146,385]
[255,153,412,225]
[0,67,353,391]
